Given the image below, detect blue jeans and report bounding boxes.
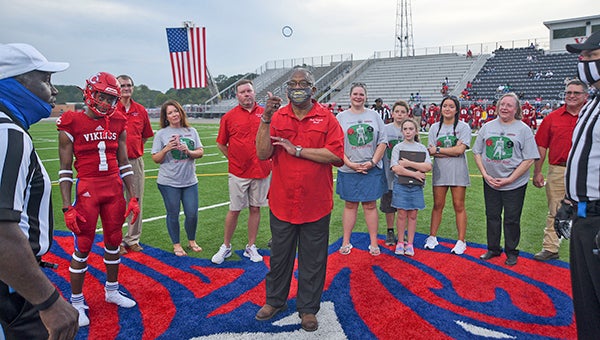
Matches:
[157,183,198,244]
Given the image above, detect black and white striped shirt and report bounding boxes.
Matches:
[566,94,600,202]
[0,109,53,256]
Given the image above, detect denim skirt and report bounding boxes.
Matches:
[391,182,425,210]
[336,167,386,202]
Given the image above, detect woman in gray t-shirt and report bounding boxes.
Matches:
[424,96,471,255]
[473,93,539,266]
[152,100,204,257]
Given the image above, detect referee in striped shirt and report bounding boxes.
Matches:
[564,30,600,339]
[0,44,78,339]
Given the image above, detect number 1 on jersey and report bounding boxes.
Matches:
[98,141,108,171]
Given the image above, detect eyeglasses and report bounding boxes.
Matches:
[565,91,585,96]
[286,80,312,88]
[120,84,133,88]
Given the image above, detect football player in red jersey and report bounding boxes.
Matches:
[57,72,140,327]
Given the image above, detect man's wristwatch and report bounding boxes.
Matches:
[436,146,441,154]
[295,145,303,157]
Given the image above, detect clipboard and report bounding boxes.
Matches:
[396,150,426,185]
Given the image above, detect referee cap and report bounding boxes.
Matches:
[566,31,600,53]
[0,43,69,80]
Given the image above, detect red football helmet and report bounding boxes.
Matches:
[83,72,121,116]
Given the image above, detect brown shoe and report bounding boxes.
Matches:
[255,304,287,321]
[533,250,559,261]
[299,313,318,332]
[119,245,128,255]
[129,243,144,252]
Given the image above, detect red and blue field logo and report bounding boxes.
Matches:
[45,231,575,339]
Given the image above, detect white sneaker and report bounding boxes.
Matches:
[243,244,263,262]
[211,244,232,264]
[73,303,89,327]
[105,290,136,308]
[424,236,439,249]
[451,240,467,255]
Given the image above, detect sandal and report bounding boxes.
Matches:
[339,243,353,255]
[368,245,381,256]
[174,248,187,257]
[187,244,203,252]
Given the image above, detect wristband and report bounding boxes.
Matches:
[34,288,60,311]
[369,159,376,167]
[260,116,271,124]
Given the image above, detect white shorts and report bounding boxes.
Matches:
[228,173,270,211]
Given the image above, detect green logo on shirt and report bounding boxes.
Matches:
[347,124,374,146]
[436,135,458,148]
[171,137,195,160]
[485,136,513,160]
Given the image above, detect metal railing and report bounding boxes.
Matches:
[374,37,549,59]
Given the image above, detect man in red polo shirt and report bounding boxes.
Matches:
[254,68,344,332]
[532,79,589,261]
[115,75,154,254]
[211,79,272,264]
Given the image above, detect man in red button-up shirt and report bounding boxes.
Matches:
[254,68,344,332]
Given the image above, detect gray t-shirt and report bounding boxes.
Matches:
[383,122,403,190]
[390,140,431,184]
[428,121,471,187]
[152,126,203,187]
[473,118,538,191]
[336,109,387,173]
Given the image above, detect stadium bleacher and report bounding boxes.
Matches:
[200,46,579,117]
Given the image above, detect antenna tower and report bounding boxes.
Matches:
[394,0,414,57]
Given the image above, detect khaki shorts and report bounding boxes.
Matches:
[228,173,270,211]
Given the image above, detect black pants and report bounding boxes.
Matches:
[482,181,527,256]
[570,214,600,339]
[266,212,330,315]
[0,281,48,340]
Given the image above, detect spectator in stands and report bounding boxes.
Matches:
[532,80,588,263]
[473,93,539,266]
[535,71,543,80]
[381,101,410,246]
[528,70,534,78]
[337,105,343,114]
[372,97,391,123]
[545,70,554,78]
[466,81,472,90]
[409,93,415,104]
[527,55,533,62]
[466,49,473,59]
[211,79,272,265]
[424,96,472,255]
[441,83,449,96]
[337,83,387,256]
[415,92,421,102]
[564,76,572,85]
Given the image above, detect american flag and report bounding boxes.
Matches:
[166,26,207,89]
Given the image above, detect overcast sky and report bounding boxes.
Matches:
[1,0,596,92]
